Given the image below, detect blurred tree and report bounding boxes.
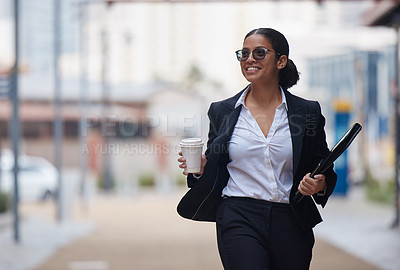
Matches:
[185,64,204,92]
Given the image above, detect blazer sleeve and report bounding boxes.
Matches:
[311,101,337,207]
[187,102,218,188]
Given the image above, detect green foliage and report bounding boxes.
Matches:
[0,191,11,213]
[138,173,155,187]
[176,174,187,186]
[97,174,115,191]
[365,169,395,205]
[187,64,203,84]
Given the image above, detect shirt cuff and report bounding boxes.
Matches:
[316,187,327,196]
[192,173,202,179]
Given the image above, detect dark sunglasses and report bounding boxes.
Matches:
[235,47,281,62]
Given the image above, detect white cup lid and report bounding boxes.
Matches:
[180,138,203,146]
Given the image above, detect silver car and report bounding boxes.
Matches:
[0,149,58,201]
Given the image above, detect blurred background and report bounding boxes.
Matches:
[0,0,399,270]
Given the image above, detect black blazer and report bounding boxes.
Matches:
[177,87,337,231]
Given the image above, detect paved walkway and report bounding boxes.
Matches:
[0,186,398,270]
[0,213,93,270]
[314,188,400,270]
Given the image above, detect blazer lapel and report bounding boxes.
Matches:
[218,89,245,139]
[217,98,243,145]
[285,90,306,176]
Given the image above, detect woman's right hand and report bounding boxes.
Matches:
[178,151,207,176]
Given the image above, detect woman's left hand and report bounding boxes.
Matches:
[298,173,327,196]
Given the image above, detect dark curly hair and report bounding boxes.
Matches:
[245,28,300,90]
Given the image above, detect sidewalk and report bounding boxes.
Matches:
[314,187,400,270]
[0,187,397,270]
[0,211,93,270]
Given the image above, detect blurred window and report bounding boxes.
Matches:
[23,121,52,139]
[64,120,79,138]
[0,121,8,138]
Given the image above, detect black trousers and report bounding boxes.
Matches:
[216,197,315,270]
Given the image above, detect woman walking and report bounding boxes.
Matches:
[177,28,337,270]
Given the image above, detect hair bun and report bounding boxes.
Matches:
[280,59,299,90]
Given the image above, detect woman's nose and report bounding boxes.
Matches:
[246,52,256,63]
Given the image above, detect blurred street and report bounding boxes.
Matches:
[0,1,399,270]
[0,185,398,270]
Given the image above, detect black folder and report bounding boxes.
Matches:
[293,122,362,204]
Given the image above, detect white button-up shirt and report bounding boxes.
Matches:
[222,86,293,203]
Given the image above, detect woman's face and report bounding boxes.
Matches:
[240,34,286,85]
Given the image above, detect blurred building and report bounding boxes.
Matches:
[0,0,396,190]
[362,0,400,223]
[307,45,397,184]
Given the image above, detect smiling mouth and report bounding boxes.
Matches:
[246,67,261,71]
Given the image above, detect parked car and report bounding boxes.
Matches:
[0,149,58,202]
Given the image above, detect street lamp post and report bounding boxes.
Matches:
[54,0,64,222]
[101,7,112,191]
[78,0,90,208]
[394,25,400,228]
[11,0,21,243]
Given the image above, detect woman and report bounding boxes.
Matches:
[177,28,337,270]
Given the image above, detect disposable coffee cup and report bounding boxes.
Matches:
[180,138,204,173]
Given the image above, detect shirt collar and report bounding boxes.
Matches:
[234,85,250,108]
[235,85,288,111]
[280,87,288,111]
